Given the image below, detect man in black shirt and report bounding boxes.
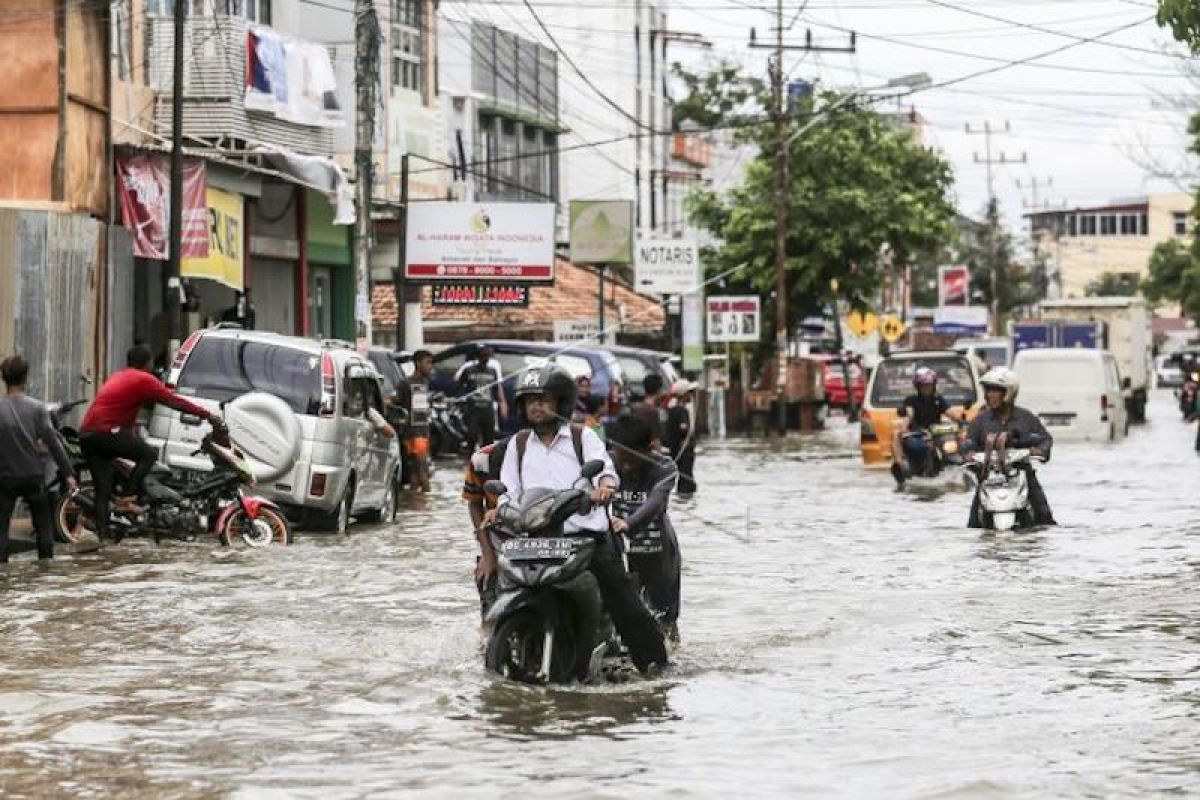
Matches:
[891,366,964,485]
[609,414,682,644]
[458,346,506,450]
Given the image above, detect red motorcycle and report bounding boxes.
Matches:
[56,420,290,549]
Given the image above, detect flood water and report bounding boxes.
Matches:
[3,392,1199,798]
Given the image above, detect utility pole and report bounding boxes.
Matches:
[749,11,854,433]
[354,2,381,348]
[966,121,1026,336]
[1016,176,1053,211]
[165,0,187,357]
[394,153,409,350]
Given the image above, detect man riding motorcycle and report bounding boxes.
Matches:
[486,365,668,677]
[891,367,965,485]
[963,367,1057,527]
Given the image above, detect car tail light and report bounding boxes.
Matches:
[309,472,327,498]
[1100,393,1108,422]
[166,331,203,388]
[860,411,876,442]
[319,353,337,417]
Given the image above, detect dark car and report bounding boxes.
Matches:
[602,345,679,401]
[431,340,626,433]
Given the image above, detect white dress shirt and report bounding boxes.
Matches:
[499,423,618,532]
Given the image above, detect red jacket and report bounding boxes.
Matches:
[81,368,209,434]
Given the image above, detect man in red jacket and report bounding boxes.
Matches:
[80,345,218,539]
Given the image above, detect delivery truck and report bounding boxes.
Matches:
[1011,297,1152,423]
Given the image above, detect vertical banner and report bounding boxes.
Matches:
[682,293,705,372]
[182,187,244,289]
[938,265,970,307]
[569,200,634,265]
[115,154,208,260]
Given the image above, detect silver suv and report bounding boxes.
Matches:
[147,327,399,532]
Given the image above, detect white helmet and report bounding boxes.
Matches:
[980,367,1019,404]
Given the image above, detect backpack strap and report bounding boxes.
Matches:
[570,423,585,466]
[515,429,532,484]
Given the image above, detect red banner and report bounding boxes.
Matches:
[116,154,209,260]
[938,265,970,307]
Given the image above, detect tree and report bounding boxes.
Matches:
[678,67,957,345]
[1158,0,1200,52]
[959,198,1036,319]
[1085,272,1141,297]
[1143,239,1200,320]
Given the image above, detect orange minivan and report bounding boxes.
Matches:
[859,350,985,468]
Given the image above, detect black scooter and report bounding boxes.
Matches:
[482,461,627,685]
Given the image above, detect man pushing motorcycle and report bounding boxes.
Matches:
[891,366,966,486]
[963,367,1057,528]
[485,365,668,677]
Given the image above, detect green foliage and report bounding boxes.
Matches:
[1143,239,1200,320]
[670,62,763,130]
[678,70,957,338]
[1085,272,1141,297]
[1157,0,1200,52]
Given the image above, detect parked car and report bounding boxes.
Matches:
[1013,348,1127,442]
[1155,354,1184,388]
[602,345,678,401]
[860,350,983,468]
[430,340,626,432]
[149,328,400,532]
[809,353,866,409]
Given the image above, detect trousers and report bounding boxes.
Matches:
[81,431,157,536]
[627,522,682,623]
[579,532,668,674]
[0,476,54,562]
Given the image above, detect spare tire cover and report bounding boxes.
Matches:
[224,392,302,483]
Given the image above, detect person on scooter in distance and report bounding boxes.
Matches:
[486,365,668,677]
[80,345,222,540]
[964,367,1057,527]
[891,367,965,486]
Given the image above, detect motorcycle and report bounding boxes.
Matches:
[1178,375,1198,420]
[55,412,291,549]
[428,392,469,457]
[895,421,971,493]
[482,460,629,685]
[968,447,1043,531]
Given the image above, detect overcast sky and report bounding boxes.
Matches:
[665,0,1197,232]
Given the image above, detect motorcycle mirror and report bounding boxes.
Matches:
[179,413,202,426]
[581,460,605,481]
[483,479,507,496]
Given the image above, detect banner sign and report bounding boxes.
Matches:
[431,284,529,307]
[569,200,634,265]
[635,238,700,295]
[683,293,705,371]
[933,305,988,336]
[245,26,344,128]
[116,154,208,260]
[182,187,243,290]
[706,295,761,343]
[938,265,970,306]
[405,203,556,282]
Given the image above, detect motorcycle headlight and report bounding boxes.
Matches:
[943,441,959,455]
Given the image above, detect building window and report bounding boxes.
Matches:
[1119,213,1139,236]
[1080,214,1097,236]
[1066,214,1077,237]
[1174,211,1189,237]
[1140,213,1149,236]
[1100,214,1117,236]
[211,0,271,21]
[391,0,423,93]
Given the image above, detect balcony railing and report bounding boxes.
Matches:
[146,15,335,157]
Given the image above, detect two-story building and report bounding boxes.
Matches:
[1026,193,1193,299]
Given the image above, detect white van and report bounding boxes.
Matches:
[1013,348,1127,442]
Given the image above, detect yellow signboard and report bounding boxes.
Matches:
[846,311,879,338]
[182,187,243,290]
[880,315,907,343]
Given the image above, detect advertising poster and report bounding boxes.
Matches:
[405,203,556,282]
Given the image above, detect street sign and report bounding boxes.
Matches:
[880,314,907,344]
[569,200,634,265]
[634,238,700,295]
[405,202,556,282]
[706,296,761,344]
[845,310,879,338]
[431,284,529,307]
[553,319,601,344]
[933,305,988,336]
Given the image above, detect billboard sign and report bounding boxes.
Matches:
[553,319,601,344]
[431,284,529,307]
[938,265,970,306]
[933,305,989,336]
[182,187,244,290]
[706,296,761,343]
[635,238,700,295]
[405,203,555,282]
[569,200,634,265]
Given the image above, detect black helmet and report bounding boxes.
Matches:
[515,364,577,423]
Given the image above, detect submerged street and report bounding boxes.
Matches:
[1,392,1198,798]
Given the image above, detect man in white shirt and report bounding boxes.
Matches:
[492,365,668,676]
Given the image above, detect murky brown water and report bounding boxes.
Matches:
[2,392,1199,798]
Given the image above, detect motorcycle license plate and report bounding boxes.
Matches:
[501,538,574,561]
[1040,413,1075,427]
